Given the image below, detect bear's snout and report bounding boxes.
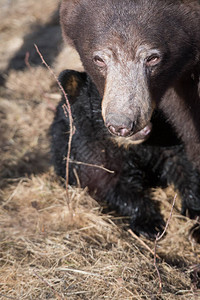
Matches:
[105,113,134,137]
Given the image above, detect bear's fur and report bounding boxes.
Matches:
[60,0,200,169]
[50,70,200,239]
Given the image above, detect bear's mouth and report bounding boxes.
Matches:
[112,121,152,146]
[128,122,152,143]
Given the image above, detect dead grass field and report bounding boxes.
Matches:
[0,1,200,299]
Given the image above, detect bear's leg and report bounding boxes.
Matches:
[154,145,200,219]
[104,163,165,239]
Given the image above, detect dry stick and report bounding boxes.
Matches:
[154,193,177,294]
[57,267,102,277]
[25,51,31,69]
[34,44,73,200]
[34,45,114,198]
[24,51,56,111]
[128,229,160,259]
[68,159,115,174]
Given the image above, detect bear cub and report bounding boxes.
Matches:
[50,70,200,239]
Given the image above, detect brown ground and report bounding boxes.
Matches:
[0,1,200,299]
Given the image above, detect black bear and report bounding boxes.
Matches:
[60,0,200,170]
[50,70,200,239]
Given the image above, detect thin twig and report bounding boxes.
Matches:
[34,271,65,300]
[154,193,177,294]
[156,193,177,242]
[25,51,31,69]
[154,241,163,294]
[34,44,73,200]
[68,159,115,174]
[73,168,81,187]
[57,267,102,277]
[128,229,160,259]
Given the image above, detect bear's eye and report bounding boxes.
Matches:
[146,54,161,67]
[93,55,106,68]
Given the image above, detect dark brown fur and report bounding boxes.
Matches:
[50,70,200,239]
[60,0,200,168]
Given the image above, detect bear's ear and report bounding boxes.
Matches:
[58,70,87,104]
[60,0,80,18]
[60,0,81,46]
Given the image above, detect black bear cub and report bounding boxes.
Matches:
[50,70,200,239]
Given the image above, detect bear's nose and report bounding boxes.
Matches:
[105,114,134,137]
[108,125,132,137]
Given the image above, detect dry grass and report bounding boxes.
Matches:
[1,175,199,300]
[0,1,200,299]
[0,0,60,71]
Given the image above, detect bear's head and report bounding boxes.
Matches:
[59,70,154,145]
[60,0,200,142]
